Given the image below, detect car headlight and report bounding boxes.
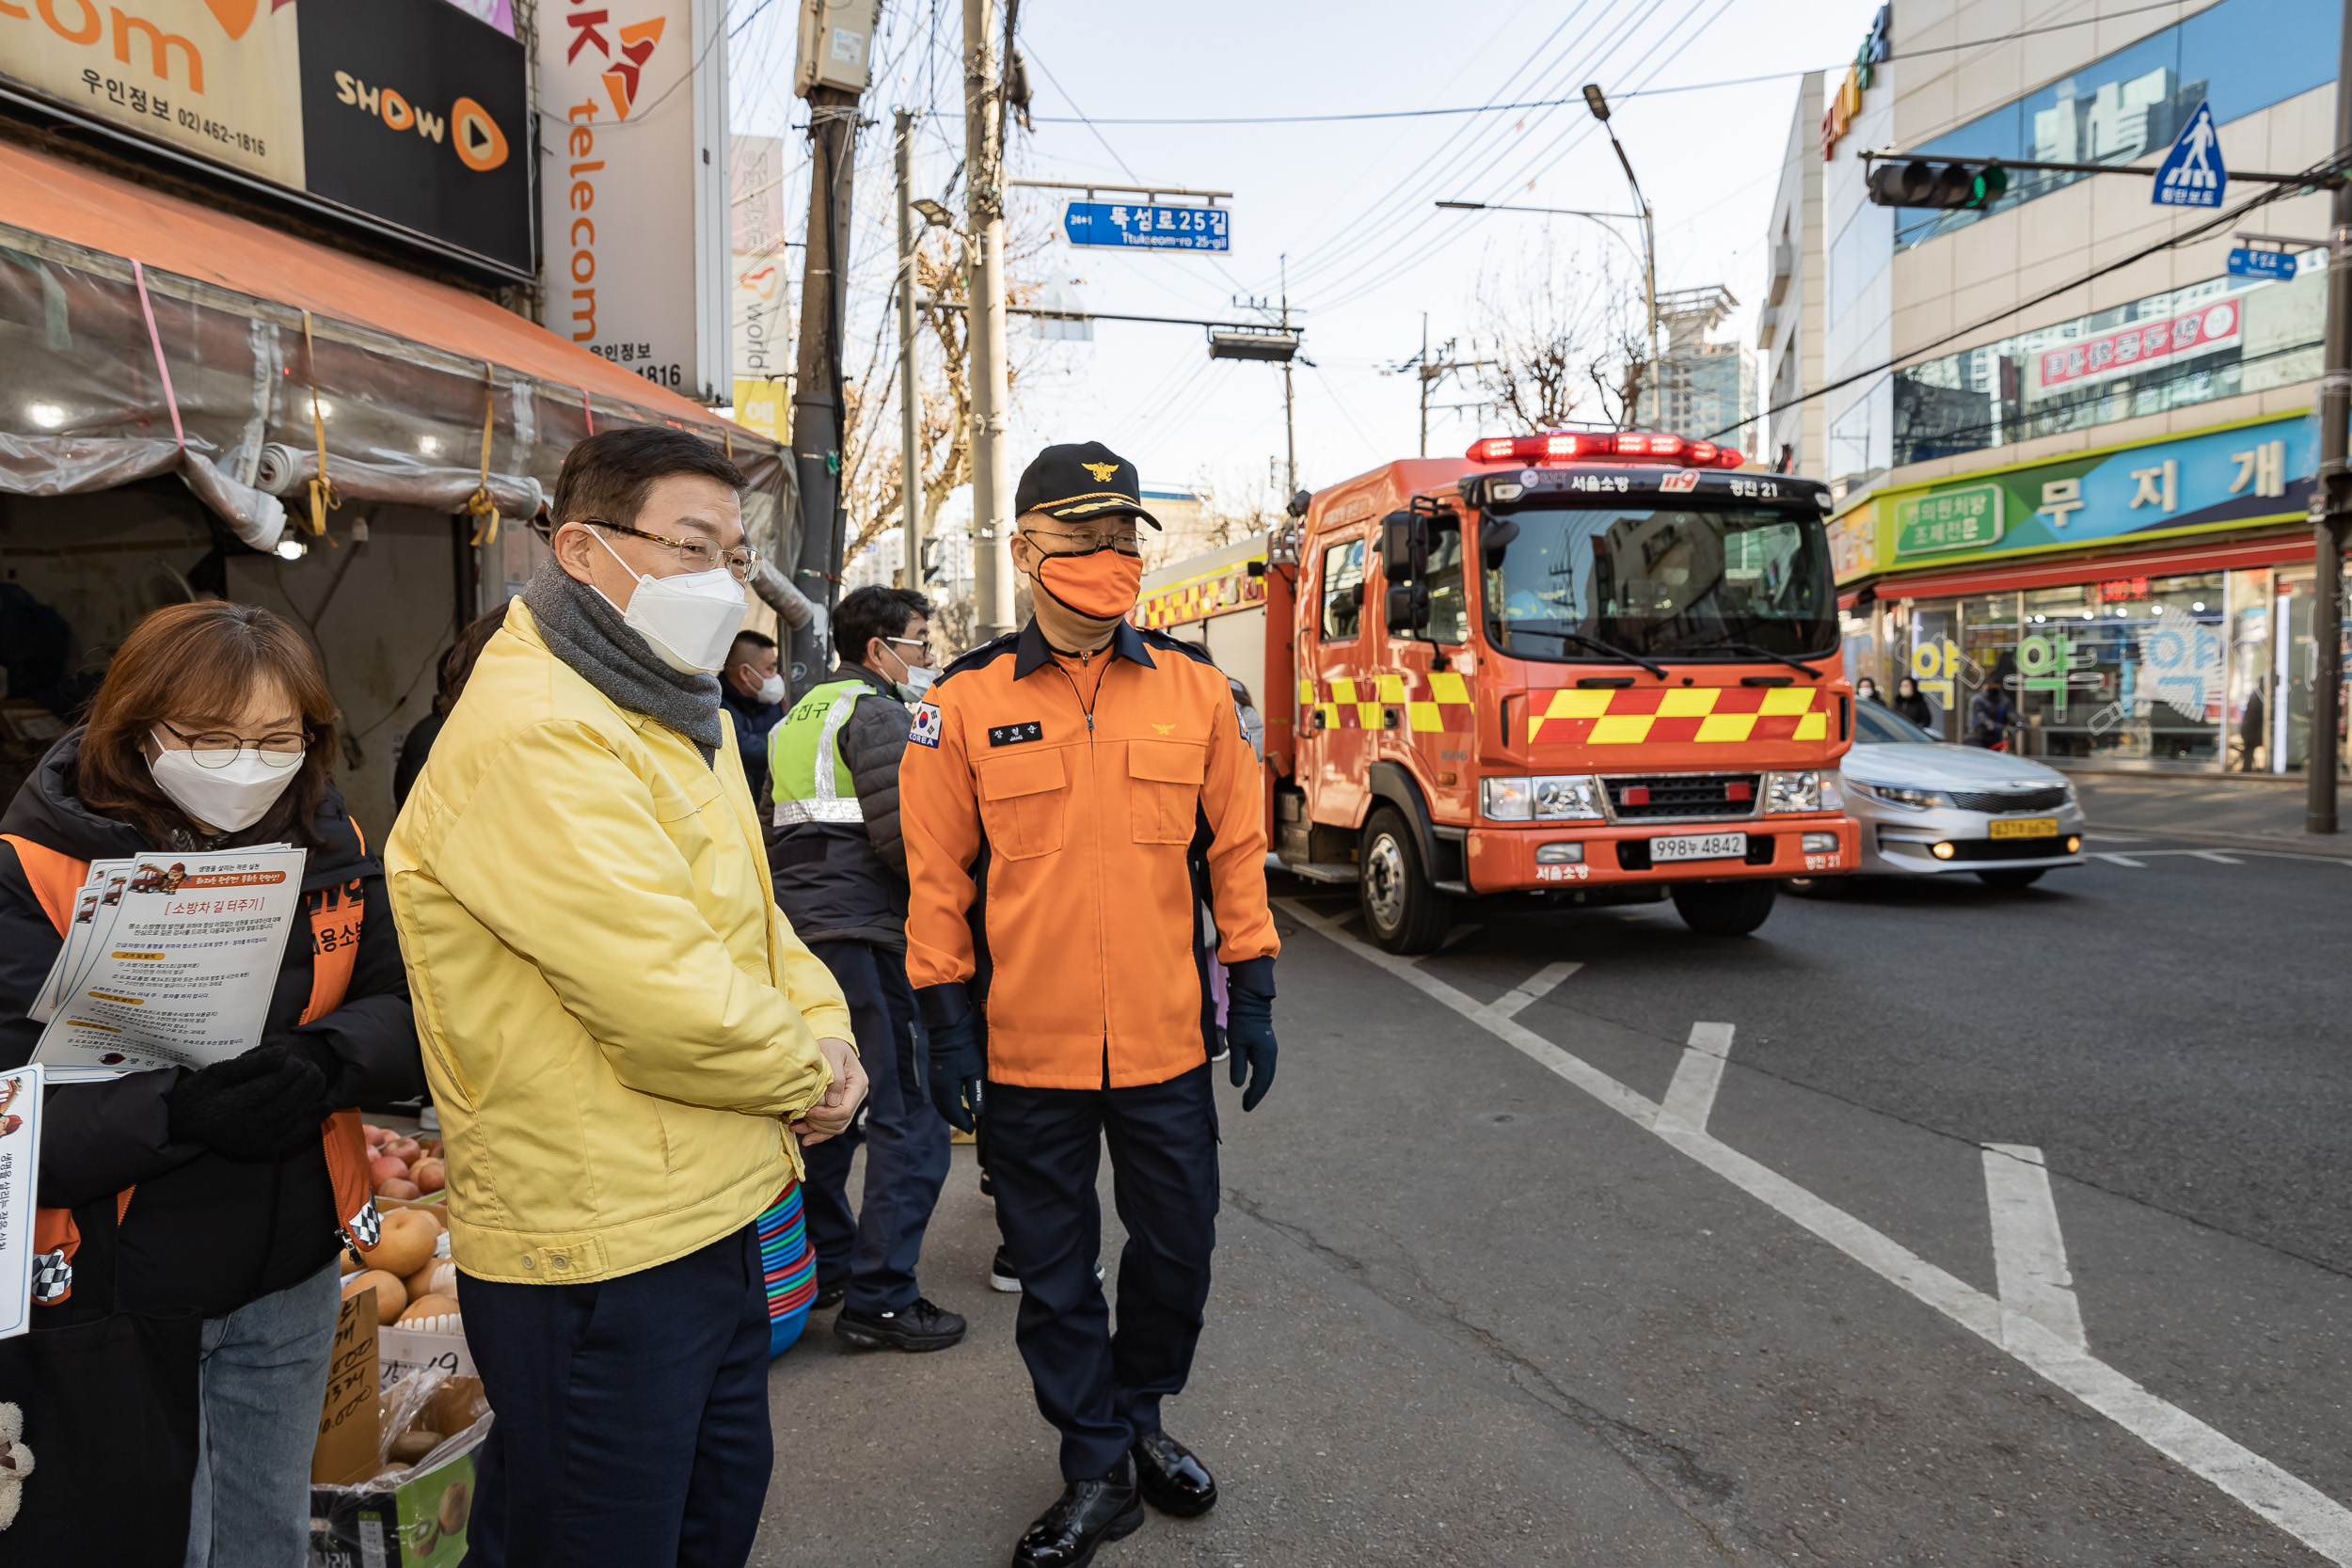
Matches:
[1532,775,1604,819]
[1482,777,1533,820]
[1763,769,1841,814]
[1856,780,1947,811]
[1482,775,1605,821]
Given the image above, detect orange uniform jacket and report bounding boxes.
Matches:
[900,620,1279,1089]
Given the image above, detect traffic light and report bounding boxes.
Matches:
[1866,159,2010,210]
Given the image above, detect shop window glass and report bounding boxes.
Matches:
[1902,604,1962,741]
[1893,0,2340,251]
[1319,537,1365,642]
[2273,567,2351,774]
[2226,568,2274,771]
[1959,594,2023,750]
[1826,204,1891,329]
[2016,573,2224,760]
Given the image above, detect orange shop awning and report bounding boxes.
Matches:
[0,138,747,437]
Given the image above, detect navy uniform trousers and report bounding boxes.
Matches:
[989,1063,1220,1480]
[800,938,950,1313]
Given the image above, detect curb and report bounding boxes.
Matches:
[2082,822,2352,860]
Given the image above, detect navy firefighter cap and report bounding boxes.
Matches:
[1012,441,1162,531]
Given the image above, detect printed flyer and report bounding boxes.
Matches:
[31,847,307,1080]
[0,1065,45,1339]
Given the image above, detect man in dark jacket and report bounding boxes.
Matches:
[766,585,963,1351]
[721,628,787,802]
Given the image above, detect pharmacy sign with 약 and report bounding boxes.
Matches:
[1063,201,1231,252]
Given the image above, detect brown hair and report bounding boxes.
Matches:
[549,425,746,531]
[76,602,340,849]
[433,604,510,719]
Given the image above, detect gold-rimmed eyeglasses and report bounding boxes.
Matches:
[586,519,762,582]
[157,721,310,769]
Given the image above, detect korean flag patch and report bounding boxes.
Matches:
[909,699,944,749]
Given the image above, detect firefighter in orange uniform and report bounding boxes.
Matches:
[900,441,1279,1568]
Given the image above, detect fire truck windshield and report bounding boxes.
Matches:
[1481,502,1836,662]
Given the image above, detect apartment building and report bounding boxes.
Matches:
[1779,0,2343,776]
[1761,71,1831,481]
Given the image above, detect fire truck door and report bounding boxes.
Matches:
[1379,512,1477,824]
[1305,531,1373,828]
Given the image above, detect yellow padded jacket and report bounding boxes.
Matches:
[385,601,850,1285]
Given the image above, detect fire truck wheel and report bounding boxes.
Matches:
[1781,876,1846,899]
[1671,879,1778,936]
[1359,807,1451,955]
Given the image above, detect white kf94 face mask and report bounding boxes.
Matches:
[592,531,749,674]
[148,736,300,832]
[752,672,787,705]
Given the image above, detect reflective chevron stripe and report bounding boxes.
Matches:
[1528,683,1832,744]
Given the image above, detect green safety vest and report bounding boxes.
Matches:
[767,678,870,826]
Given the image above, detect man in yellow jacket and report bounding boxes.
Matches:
[386,426,864,1568]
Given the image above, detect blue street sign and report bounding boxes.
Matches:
[2153,101,2226,208]
[1063,201,1231,252]
[2228,247,2296,280]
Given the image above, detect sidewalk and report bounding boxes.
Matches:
[2060,768,2352,857]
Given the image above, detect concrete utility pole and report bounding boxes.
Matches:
[895,108,925,595]
[964,0,1014,641]
[787,84,861,689]
[1280,256,1295,497]
[2310,1,2352,833]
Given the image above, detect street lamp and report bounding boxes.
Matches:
[1580,83,1657,362]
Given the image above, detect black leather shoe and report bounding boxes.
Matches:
[813,1282,846,1311]
[1130,1430,1216,1517]
[833,1296,967,1352]
[1012,1459,1143,1568]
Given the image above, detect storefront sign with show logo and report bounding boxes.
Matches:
[0,0,529,274]
[539,0,730,402]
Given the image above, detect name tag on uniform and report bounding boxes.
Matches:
[988,721,1044,747]
[909,701,943,749]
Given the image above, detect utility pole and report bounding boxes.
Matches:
[895,108,925,596]
[787,83,860,689]
[2309,0,2352,834]
[964,0,1014,641]
[1280,255,1295,497]
[1405,312,1494,457]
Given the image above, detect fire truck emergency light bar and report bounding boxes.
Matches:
[1467,432,1746,467]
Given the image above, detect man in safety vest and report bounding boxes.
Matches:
[767,584,967,1352]
[900,441,1280,1567]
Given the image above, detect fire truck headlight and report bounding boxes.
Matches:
[1764,769,1831,813]
[1801,832,1839,853]
[1534,842,1585,864]
[1531,775,1604,819]
[1481,777,1534,820]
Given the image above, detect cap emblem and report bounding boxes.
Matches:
[1081,461,1120,483]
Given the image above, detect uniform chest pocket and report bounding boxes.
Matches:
[1128,738,1205,845]
[979,749,1069,860]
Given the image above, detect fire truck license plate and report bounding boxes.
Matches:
[1650,832,1748,863]
[1988,817,2058,839]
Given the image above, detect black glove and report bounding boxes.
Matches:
[926,1013,985,1134]
[1226,989,1278,1113]
[165,1038,327,1159]
[283,1031,359,1113]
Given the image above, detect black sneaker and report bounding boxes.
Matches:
[979,1167,995,1199]
[833,1295,967,1352]
[1209,1025,1230,1064]
[813,1282,846,1311]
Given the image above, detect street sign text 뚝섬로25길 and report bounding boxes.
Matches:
[2153,101,2226,208]
[2228,247,2296,280]
[1063,201,1231,251]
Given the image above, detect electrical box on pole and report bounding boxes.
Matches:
[795,0,881,96]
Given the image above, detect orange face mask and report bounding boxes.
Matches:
[1034,545,1143,621]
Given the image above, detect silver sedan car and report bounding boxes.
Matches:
[1790,701,2087,891]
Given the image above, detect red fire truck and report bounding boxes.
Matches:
[1136,431,1858,951]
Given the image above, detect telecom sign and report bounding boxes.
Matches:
[2227,247,2296,280]
[1064,201,1230,252]
[2153,101,2226,209]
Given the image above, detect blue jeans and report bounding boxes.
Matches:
[183,1259,341,1568]
[800,939,949,1314]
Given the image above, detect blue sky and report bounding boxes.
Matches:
[732,0,1886,510]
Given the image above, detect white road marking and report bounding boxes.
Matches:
[1279,897,2352,1564]
[2082,832,2146,843]
[2191,849,2245,864]
[1433,922,1486,955]
[1982,1144,2087,1354]
[1481,960,1581,1020]
[2090,852,2147,867]
[1655,1022,1736,1135]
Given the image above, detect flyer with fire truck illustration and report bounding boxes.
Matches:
[0,1065,43,1338]
[30,847,307,1082]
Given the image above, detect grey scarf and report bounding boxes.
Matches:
[521,557,725,765]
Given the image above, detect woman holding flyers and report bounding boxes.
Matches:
[0,601,421,1566]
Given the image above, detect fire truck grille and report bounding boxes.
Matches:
[1947,785,2069,814]
[1605,773,1762,821]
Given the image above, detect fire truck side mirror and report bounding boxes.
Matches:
[1380,511,1428,581]
[1386,582,1431,636]
[1480,514,1520,570]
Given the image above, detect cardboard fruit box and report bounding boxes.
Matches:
[309,1291,489,1567]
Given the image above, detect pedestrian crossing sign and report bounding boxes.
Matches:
[2153,102,2225,209]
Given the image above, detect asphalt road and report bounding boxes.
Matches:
[756,838,2352,1566]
